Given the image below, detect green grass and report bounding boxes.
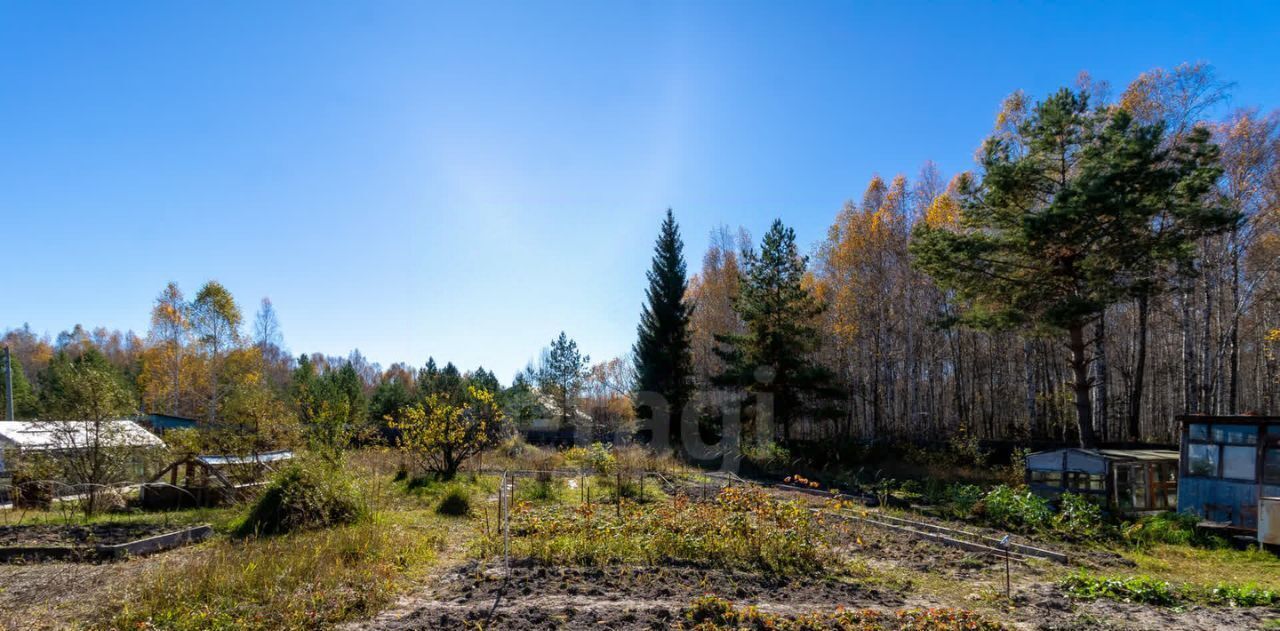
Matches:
[514,476,576,504]
[402,473,495,500]
[1125,544,1280,592]
[590,473,669,504]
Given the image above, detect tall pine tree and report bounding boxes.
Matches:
[715,219,834,444]
[911,87,1233,447]
[633,209,694,453]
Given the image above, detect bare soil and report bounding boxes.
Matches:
[353,557,1279,630]
[352,560,906,630]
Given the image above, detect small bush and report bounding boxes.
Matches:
[977,485,1052,532]
[946,484,985,516]
[742,441,791,471]
[584,442,616,475]
[237,460,368,536]
[1061,570,1178,606]
[435,483,473,516]
[1052,493,1104,540]
[562,442,617,475]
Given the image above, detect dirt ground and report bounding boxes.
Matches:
[349,560,905,630]
[0,553,170,630]
[1,480,1277,630]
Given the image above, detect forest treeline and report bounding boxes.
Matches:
[0,283,624,456]
[679,64,1280,448]
[4,63,1278,457]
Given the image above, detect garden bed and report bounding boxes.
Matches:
[0,523,213,562]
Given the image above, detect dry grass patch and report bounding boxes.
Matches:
[103,518,442,630]
[497,487,848,576]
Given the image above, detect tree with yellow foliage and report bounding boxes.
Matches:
[391,386,504,480]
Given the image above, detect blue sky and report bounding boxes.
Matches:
[3,1,1278,381]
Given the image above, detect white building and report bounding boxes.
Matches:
[0,420,165,473]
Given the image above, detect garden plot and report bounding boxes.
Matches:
[353,472,1280,630]
[0,522,212,561]
[362,561,920,630]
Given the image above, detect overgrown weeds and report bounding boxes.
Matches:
[1061,569,1280,608]
[1061,570,1179,606]
[1121,511,1227,549]
[501,487,841,575]
[1198,582,1280,607]
[677,595,1005,630]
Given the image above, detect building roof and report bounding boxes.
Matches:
[1089,448,1180,461]
[0,420,165,450]
[196,450,294,467]
[1028,447,1178,464]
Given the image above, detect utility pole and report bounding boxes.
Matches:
[3,346,13,421]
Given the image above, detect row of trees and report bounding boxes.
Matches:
[630,64,1278,452]
[3,284,629,467]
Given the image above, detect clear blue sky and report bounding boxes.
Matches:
[3,1,1278,381]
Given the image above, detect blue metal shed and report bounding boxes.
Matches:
[1176,414,1280,532]
[146,413,198,433]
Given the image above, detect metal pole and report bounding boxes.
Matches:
[998,534,1011,599]
[1005,548,1011,599]
[3,346,12,421]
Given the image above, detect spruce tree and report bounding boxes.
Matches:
[714,219,834,444]
[539,332,590,429]
[633,209,694,453]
